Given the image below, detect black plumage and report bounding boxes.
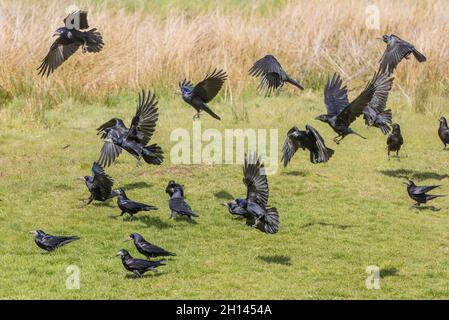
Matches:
[38,10,103,76]
[179,69,227,120]
[97,90,163,167]
[116,249,165,277]
[80,162,116,206]
[115,189,158,219]
[438,117,449,149]
[224,153,279,234]
[31,230,79,252]
[363,72,394,134]
[405,180,444,207]
[386,123,404,159]
[166,180,198,220]
[125,233,176,259]
[378,34,426,75]
[248,55,304,96]
[316,71,392,144]
[281,125,334,167]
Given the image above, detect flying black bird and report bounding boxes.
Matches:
[281,125,334,167]
[30,230,79,252]
[79,162,117,206]
[386,123,404,159]
[97,90,163,167]
[363,73,394,134]
[438,117,449,149]
[38,9,103,76]
[224,153,279,234]
[115,189,158,219]
[378,34,426,75]
[166,180,199,220]
[124,233,176,260]
[248,55,304,96]
[405,180,444,208]
[316,71,392,144]
[179,69,227,120]
[116,249,166,277]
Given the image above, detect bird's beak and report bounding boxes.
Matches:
[314,116,320,120]
[376,37,383,41]
[52,33,59,37]
[122,237,132,243]
[221,203,228,207]
[115,252,122,257]
[77,177,84,182]
[29,231,35,234]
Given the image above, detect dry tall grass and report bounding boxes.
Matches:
[0,0,448,113]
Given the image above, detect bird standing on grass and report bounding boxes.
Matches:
[224,152,279,234]
[38,9,103,76]
[97,90,163,167]
[248,54,304,96]
[124,233,176,260]
[386,123,404,159]
[315,71,393,144]
[116,249,166,277]
[115,189,158,219]
[438,117,449,149]
[378,34,426,75]
[30,230,79,252]
[405,180,444,209]
[281,125,334,167]
[179,69,227,120]
[79,162,117,206]
[166,180,199,220]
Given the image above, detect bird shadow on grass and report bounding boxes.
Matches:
[135,215,173,229]
[122,182,153,191]
[214,190,234,200]
[124,272,165,280]
[281,170,307,177]
[379,169,449,181]
[91,201,115,208]
[380,267,399,278]
[411,205,442,212]
[300,221,355,230]
[258,255,292,266]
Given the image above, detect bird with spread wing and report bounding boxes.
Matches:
[97,90,163,167]
[79,162,117,207]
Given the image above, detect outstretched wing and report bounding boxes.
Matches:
[96,118,128,139]
[339,72,379,124]
[305,125,332,163]
[379,36,415,74]
[243,152,269,207]
[98,130,122,167]
[127,90,159,145]
[91,162,114,198]
[63,10,89,30]
[192,69,227,103]
[324,73,349,116]
[248,55,285,96]
[281,127,301,167]
[365,72,394,113]
[37,38,80,77]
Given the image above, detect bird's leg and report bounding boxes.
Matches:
[192,111,201,121]
[78,197,93,208]
[332,135,342,144]
[387,150,391,160]
[82,41,88,53]
[136,158,142,168]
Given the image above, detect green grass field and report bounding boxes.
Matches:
[1,88,449,299]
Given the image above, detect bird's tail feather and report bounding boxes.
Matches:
[142,204,158,211]
[61,236,80,246]
[412,48,427,63]
[142,144,164,165]
[286,76,304,90]
[201,103,221,120]
[427,195,445,201]
[84,28,104,53]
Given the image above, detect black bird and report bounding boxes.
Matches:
[282,125,334,167]
[124,233,176,260]
[80,162,117,206]
[405,180,444,208]
[438,117,449,149]
[386,123,404,159]
[115,189,158,219]
[165,180,199,220]
[378,34,426,75]
[38,9,103,76]
[97,90,163,167]
[248,55,304,96]
[224,152,279,234]
[316,71,392,144]
[30,230,79,252]
[179,69,227,120]
[363,73,394,134]
[115,249,166,277]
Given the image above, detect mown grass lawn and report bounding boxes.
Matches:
[1,90,449,299]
